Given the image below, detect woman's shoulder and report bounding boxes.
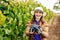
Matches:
[27,20,32,24]
[43,22,48,27]
[27,20,32,26]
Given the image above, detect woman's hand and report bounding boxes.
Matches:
[29,31,34,34]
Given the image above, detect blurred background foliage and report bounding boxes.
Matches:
[53,0,60,10]
[0,0,53,40]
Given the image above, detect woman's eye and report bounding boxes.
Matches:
[39,12,42,13]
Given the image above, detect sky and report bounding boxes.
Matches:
[37,0,60,13]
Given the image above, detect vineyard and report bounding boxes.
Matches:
[0,0,53,40]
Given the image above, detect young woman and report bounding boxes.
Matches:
[26,7,48,40]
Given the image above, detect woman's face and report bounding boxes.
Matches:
[34,11,43,20]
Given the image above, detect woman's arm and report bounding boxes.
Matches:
[42,23,48,38]
[42,26,48,38]
[26,21,34,36]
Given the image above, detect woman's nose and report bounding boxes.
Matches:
[37,12,40,14]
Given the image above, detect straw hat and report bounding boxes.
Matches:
[31,7,47,17]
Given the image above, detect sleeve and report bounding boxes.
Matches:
[26,21,31,36]
[41,22,49,38]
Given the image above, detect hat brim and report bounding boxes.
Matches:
[31,10,47,17]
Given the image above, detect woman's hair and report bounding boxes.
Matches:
[30,12,45,25]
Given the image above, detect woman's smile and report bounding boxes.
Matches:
[35,11,43,19]
[36,15,40,17]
